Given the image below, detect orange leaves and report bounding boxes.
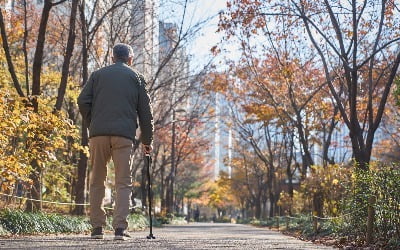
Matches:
[210,45,221,56]
[203,72,230,93]
[219,0,265,39]
[242,103,275,123]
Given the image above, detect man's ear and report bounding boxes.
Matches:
[112,56,116,63]
[128,56,133,66]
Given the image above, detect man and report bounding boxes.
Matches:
[77,43,154,240]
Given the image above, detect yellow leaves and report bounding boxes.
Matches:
[204,72,230,93]
[0,88,80,191]
[243,103,276,123]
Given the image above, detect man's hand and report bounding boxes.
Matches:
[143,144,153,155]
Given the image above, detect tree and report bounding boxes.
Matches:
[0,8,24,97]
[54,0,79,112]
[220,0,400,169]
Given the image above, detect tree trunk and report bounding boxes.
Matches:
[313,190,324,218]
[73,121,89,215]
[22,0,29,96]
[268,192,275,218]
[0,8,25,97]
[160,156,166,214]
[165,175,171,214]
[286,165,294,198]
[25,0,53,212]
[54,0,79,111]
[31,0,52,111]
[73,1,88,215]
[166,177,174,214]
[25,160,41,212]
[254,196,261,219]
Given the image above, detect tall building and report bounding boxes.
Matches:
[213,92,233,180]
[131,0,159,80]
[4,0,43,9]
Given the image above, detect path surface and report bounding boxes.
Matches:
[0,223,335,249]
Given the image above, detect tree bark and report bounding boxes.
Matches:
[73,121,88,215]
[54,0,79,111]
[160,154,166,214]
[25,160,41,212]
[73,0,88,215]
[22,0,30,96]
[24,0,53,212]
[0,8,25,97]
[31,0,52,111]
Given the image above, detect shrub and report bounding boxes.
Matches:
[105,212,152,231]
[0,223,9,236]
[0,209,153,235]
[342,163,400,244]
[0,209,90,234]
[214,216,231,223]
[170,216,187,225]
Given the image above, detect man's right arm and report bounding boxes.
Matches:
[77,72,95,126]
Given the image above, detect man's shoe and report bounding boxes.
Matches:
[114,228,131,240]
[91,227,104,239]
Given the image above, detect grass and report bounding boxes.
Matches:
[0,209,151,235]
[0,209,91,235]
[154,214,187,225]
[0,223,9,236]
[105,212,151,231]
[247,215,341,237]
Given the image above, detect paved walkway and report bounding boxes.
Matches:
[0,223,336,249]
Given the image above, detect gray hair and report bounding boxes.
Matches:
[113,43,133,63]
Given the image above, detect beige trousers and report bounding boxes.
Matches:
[89,136,134,230]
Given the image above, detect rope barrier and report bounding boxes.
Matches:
[0,192,89,206]
[0,192,139,211]
[311,207,365,220]
[312,214,345,220]
[1,192,364,219]
[282,206,365,221]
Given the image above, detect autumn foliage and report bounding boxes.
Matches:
[199,0,400,245]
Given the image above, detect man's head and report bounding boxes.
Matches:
[112,43,133,65]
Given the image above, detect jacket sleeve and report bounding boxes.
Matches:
[137,75,154,145]
[77,72,95,126]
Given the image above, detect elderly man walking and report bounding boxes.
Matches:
[78,43,154,240]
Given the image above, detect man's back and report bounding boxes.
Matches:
[78,61,153,143]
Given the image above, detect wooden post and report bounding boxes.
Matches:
[40,169,43,210]
[286,216,289,230]
[313,211,318,233]
[366,196,376,245]
[276,216,280,230]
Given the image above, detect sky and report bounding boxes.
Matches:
[160,0,228,71]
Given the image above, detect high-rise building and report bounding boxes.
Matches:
[213,92,233,180]
[131,0,159,80]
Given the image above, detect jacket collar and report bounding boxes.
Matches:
[115,61,127,66]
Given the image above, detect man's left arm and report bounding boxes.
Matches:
[137,75,154,147]
[77,72,95,126]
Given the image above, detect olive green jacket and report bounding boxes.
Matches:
[77,62,154,145]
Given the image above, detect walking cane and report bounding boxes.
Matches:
[145,153,156,239]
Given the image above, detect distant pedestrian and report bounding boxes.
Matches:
[78,43,154,240]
